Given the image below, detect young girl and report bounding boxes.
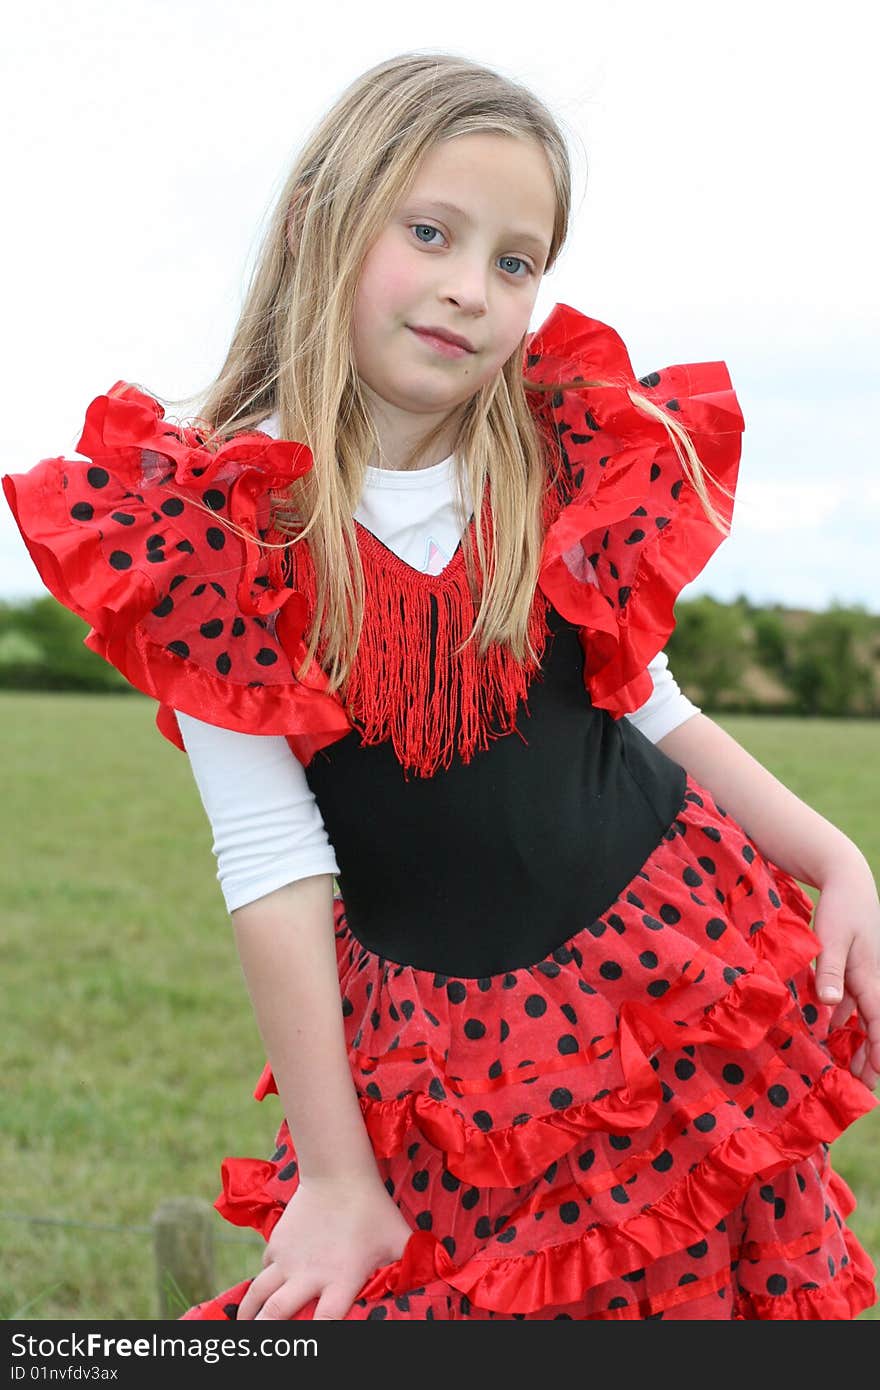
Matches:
[4,51,879,1322]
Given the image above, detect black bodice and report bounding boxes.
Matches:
[305,606,687,977]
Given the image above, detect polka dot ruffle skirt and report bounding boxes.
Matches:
[182,775,878,1320]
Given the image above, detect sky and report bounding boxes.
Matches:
[1,0,877,613]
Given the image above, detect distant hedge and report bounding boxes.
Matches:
[2,591,878,717]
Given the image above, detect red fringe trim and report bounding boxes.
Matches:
[291,492,557,780]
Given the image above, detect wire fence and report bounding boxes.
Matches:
[1,1208,261,1244]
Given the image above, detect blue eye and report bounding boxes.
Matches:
[410,225,532,278]
[498,254,530,278]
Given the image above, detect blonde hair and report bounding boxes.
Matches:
[150,50,734,698]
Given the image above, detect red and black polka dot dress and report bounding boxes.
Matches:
[4,305,877,1320]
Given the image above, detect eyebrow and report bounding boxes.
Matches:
[403,198,551,256]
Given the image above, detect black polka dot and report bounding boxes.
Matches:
[559,1201,580,1224]
[600,960,623,981]
[722,1063,745,1085]
[557,1034,579,1055]
[674,1059,696,1081]
[473,1110,493,1132]
[549,1087,573,1109]
[705,918,727,940]
[464,1018,486,1040]
[768,1084,789,1108]
[693,1112,716,1132]
[524,994,547,1018]
[412,1169,429,1192]
[766,1274,787,1295]
[446,982,467,1005]
[639,950,658,969]
[647,979,670,997]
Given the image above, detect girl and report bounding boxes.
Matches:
[4,51,879,1322]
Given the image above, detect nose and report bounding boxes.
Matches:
[439,256,490,315]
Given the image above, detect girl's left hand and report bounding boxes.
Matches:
[811,849,880,1092]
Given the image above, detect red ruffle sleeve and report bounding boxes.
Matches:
[0,382,352,763]
[525,304,745,716]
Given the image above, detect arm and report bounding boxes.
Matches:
[656,712,880,1087]
[655,712,867,889]
[173,711,381,1184]
[232,875,384,1186]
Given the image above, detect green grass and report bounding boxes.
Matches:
[2,695,878,1320]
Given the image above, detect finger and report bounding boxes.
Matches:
[828,990,856,1032]
[236,1264,286,1322]
[814,937,850,1005]
[312,1283,361,1321]
[254,1278,322,1321]
[841,958,880,1072]
[849,1039,878,1091]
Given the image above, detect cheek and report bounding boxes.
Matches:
[355,238,418,321]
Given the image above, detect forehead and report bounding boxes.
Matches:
[402,134,556,253]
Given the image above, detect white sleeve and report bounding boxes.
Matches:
[622,650,701,743]
[174,710,340,915]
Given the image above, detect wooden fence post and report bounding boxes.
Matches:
[152,1196,216,1318]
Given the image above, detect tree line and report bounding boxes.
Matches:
[1,592,878,717]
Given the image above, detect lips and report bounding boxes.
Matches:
[409,325,475,353]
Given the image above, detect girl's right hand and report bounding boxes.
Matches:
[235,1173,415,1321]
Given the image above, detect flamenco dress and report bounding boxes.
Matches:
[3,305,877,1321]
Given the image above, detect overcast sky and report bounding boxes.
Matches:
[2,0,877,612]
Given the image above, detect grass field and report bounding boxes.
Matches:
[2,692,878,1321]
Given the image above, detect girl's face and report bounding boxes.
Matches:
[351,131,557,465]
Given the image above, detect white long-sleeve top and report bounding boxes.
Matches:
[176,415,701,914]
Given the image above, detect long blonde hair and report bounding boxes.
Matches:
[153,50,733,696]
